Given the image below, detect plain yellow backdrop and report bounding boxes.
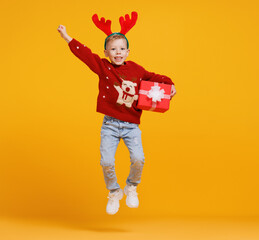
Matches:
[0,0,258,220]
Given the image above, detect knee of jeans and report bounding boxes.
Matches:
[102,165,115,176]
[130,156,145,165]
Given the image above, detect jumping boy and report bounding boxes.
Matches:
[57,12,176,215]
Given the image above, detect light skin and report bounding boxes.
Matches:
[57,25,176,98]
[104,38,129,66]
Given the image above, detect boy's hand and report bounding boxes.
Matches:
[170,84,176,99]
[57,25,72,43]
[57,25,67,37]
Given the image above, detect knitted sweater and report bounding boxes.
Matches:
[68,38,174,124]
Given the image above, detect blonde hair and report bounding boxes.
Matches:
[105,34,128,49]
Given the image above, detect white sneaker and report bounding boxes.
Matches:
[106,189,123,215]
[124,185,139,208]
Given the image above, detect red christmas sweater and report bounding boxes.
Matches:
[68,38,174,124]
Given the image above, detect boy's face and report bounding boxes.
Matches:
[104,38,129,65]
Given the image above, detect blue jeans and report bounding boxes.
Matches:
[100,115,145,191]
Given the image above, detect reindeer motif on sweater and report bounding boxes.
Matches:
[114,78,138,108]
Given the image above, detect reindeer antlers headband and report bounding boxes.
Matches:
[92,12,138,49]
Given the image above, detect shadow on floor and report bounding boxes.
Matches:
[1,214,135,233]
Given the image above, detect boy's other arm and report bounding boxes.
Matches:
[142,69,174,85]
[141,67,176,98]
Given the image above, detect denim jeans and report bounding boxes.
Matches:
[100,115,145,191]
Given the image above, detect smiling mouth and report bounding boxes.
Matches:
[114,57,123,61]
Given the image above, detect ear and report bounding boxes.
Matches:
[104,49,108,57]
[126,49,130,57]
[133,82,137,86]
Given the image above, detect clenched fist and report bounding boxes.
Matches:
[57,25,67,37]
[57,25,72,43]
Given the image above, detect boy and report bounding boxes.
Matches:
[57,13,176,215]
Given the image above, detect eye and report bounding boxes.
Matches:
[121,48,125,50]
[111,48,115,50]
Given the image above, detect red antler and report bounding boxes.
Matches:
[119,12,138,35]
[92,14,112,36]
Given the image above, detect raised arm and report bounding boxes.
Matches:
[57,25,103,75]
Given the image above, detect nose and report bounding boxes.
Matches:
[126,87,130,92]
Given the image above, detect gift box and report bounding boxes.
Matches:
[137,81,171,112]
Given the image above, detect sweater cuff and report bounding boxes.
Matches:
[68,38,75,46]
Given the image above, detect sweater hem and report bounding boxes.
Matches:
[97,107,141,124]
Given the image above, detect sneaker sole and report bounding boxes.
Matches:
[126,202,139,208]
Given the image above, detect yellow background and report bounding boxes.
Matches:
[0,0,258,221]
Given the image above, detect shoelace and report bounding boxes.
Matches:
[108,191,121,200]
[107,196,115,201]
[127,186,138,197]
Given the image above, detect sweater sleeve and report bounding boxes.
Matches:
[140,65,174,85]
[68,38,103,75]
